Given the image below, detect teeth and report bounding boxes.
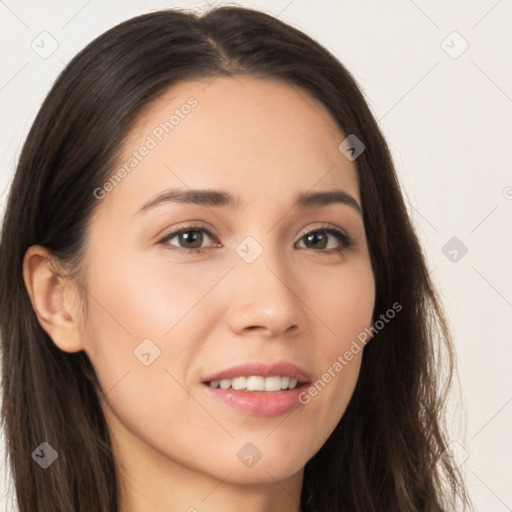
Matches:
[232,377,246,390]
[247,376,265,391]
[207,376,300,391]
[219,379,231,390]
[264,376,282,391]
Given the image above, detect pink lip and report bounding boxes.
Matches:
[201,361,312,384]
[202,385,308,417]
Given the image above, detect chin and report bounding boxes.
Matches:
[206,444,308,485]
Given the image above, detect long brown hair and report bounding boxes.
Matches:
[0,6,472,511]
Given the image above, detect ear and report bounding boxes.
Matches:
[22,245,85,353]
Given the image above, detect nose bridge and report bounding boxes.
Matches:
[226,230,304,336]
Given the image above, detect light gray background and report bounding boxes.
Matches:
[1,1,511,511]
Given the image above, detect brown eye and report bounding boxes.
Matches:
[296,227,353,255]
[159,226,219,253]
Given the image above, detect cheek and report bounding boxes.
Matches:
[82,249,230,360]
[293,258,374,431]
[310,255,375,350]
[80,254,230,436]
[81,267,212,469]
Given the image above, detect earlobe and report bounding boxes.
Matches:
[22,245,85,353]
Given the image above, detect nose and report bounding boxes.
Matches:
[225,245,306,338]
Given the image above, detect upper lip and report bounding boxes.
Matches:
[201,361,312,384]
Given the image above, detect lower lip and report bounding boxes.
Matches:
[201,383,308,417]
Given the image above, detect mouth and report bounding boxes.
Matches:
[200,361,312,417]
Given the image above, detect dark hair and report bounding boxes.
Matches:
[0,6,472,511]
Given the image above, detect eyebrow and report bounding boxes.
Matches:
[135,188,362,216]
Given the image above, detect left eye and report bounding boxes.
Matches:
[159,225,353,255]
[296,228,353,254]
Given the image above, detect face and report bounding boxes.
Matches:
[79,76,375,490]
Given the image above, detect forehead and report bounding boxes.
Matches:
[100,75,360,216]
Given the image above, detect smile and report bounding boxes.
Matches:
[207,375,299,391]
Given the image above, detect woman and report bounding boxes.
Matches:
[0,6,472,512]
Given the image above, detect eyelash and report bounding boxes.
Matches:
[158,223,354,256]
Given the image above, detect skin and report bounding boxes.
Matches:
[23,75,375,512]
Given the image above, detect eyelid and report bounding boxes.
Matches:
[296,222,350,240]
